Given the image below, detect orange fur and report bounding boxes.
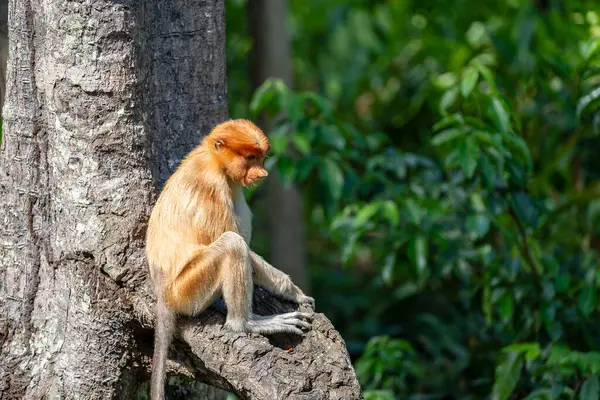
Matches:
[146,119,313,400]
[146,119,270,307]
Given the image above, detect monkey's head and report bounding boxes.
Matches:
[206,119,270,187]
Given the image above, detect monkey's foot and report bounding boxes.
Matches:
[247,311,312,336]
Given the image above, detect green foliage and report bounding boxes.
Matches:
[228,0,600,398]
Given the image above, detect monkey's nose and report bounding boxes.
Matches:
[259,169,268,177]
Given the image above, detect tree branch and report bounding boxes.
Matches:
[132,282,363,400]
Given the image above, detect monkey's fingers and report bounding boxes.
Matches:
[285,317,311,330]
[269,314,311,331]
[265,322,305,336]
[298,295,315,307]
[279,311,313,321]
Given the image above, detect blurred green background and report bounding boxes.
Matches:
[226,0,600,399]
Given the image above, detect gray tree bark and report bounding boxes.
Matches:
[0,0,7,115]
[248,0,310,293]
[0,0,361,399]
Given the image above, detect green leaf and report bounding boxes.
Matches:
[408,236,428,277]
[321,158,344,200]
[431,128,465,146]
[404,199,423,224]
[303,92,334,119]
[288,94,305,122]
[498,292,514,322]
[291,134,311,155]
[579,287,596,316]
[548,344,572,365]
[382,200,400,226]
[381,253,396,286]
[439,87,459,114]
[433,113,464,131]
[364,390,397,400]
[582,39,600,61]
[319,125,347,150]
[502,343,541,361]
[250,80,279,114]
[354,202,380,227]
[490,97,511,133]
[523,389,553,400]
[579,375,600,400]
[461,67,479,97]
[500,131,533,172]
[269,134,290,155]
[474,62,497,91]
[555,273,571,293]
[460,136,479,178]
[467,214,490,238]
[492,352,523,400]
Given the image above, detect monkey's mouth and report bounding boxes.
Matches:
[243,177,264,188]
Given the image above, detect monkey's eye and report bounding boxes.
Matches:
[247,155,256,161]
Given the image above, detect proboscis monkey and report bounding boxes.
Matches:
[145,119,314,400]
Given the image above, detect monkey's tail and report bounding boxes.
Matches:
[150,298,176,400]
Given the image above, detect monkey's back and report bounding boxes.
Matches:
[145,152,240,286]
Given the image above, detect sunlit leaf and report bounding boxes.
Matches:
[408,236,428,277]
[431,128,465,146]
[502,342,541,361]
[474,61,497,91]
[250,79,287,115]
[433,113,464,131]
[490,97,511,133]
[321,158,344,200]
[492,352,523,400]
[439,87,459,114]
[381,253,396,285]
[382,200,400,226]
[354,202,381,227]
[461,67,479,97]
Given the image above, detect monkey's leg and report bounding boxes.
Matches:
[249,251,315,307]
[166,232,310,335]
[164,231,251,328]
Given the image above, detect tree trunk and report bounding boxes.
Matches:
[248,0,310,293]
[0,0,7,115]
[0,0,362,399]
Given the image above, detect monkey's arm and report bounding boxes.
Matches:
[249,251,315,307]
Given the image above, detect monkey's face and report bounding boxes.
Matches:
[208,119,271,187]
[212,144,269,187]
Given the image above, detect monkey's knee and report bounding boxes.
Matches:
[218,231,247,248]
[217,231,249,260]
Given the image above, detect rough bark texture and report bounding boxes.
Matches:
[0,0,362,399]
[0,0,7,114]
[248,0,310,293]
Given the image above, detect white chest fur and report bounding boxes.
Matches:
[233,185,253,244]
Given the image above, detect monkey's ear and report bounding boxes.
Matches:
[214,139,225,151]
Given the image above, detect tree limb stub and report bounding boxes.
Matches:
[133,284,363,400]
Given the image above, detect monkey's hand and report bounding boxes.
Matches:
[297,294,315,308]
